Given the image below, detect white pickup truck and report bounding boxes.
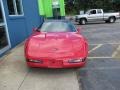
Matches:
[75,9,120,25]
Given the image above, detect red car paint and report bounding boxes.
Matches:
[25,23,88,68]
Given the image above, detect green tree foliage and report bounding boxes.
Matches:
[112,0,120,11]
[65,0,120,15]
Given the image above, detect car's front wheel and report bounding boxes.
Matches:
[79,19,87,25]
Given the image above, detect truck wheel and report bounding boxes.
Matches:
[109,17,116,23]
[105,20,109,23]
[79,19,86,25]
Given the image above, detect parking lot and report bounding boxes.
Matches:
[76,20,120,90]
[79,20,120,59]
[0,20,120,90]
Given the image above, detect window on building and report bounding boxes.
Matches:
[0,26,8,50]
[0,7,3,23]
[7,0,23,15]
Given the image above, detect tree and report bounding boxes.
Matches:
[65,0,119,15]
[112,0,120,11]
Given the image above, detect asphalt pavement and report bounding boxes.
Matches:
[76,20,120,90]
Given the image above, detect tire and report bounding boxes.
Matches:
[79,19,86,25]
[108,17,116,23]
[105,20,109,23]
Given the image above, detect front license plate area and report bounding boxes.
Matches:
[48,60,62,68]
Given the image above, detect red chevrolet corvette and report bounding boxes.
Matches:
[24,20,88,68]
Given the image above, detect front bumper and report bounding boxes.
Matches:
[26,58,86,68]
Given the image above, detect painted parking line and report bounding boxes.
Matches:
[89,43,120,45]
[88,44,103,53]
[88,57,112,59]
[112,45,120,58]
[79,66,120,70]
[88,43,120,59]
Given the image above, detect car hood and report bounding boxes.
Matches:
[26,32,85,59]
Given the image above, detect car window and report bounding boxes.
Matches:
[39,21,76,32]
[90,10,96,14]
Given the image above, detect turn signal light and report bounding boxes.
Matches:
[68,58,85,63]
[29,60,43,63]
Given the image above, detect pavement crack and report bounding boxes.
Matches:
[18,68,30,90]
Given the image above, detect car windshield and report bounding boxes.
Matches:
[39,21,76,32]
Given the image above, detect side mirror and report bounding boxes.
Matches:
[77,28,81,34]
[32,28,40,33]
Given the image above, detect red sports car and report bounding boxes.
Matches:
[24,20,88,68]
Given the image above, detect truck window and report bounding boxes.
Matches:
[90,10,96,14]
[97,10,102,14]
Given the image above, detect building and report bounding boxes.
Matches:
[0,0,65,56]
[38,0,65,19]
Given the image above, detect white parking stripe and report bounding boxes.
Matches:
[112,45,120,58]
[89,43,120,45]
[88,57,112,59]
[79,66,120,70]
[89,44,103,53]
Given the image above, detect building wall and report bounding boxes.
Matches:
[38,0,53,17]
[38,0,65,18]
[2,0,43,47]
[60,0,65,16]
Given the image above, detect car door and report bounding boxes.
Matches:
[87,10,97,22]
[95,9,104,21]
[87,9,104,21]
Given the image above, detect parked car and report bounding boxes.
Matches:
[75,9,120,25]
[24,20,88,68]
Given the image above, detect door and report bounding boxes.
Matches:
[52,0,61,19]
[87,10,97,21]
[87,9,104,21]
[0,1,10,55]
[95,9,104,21]
[53,8,61,19]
